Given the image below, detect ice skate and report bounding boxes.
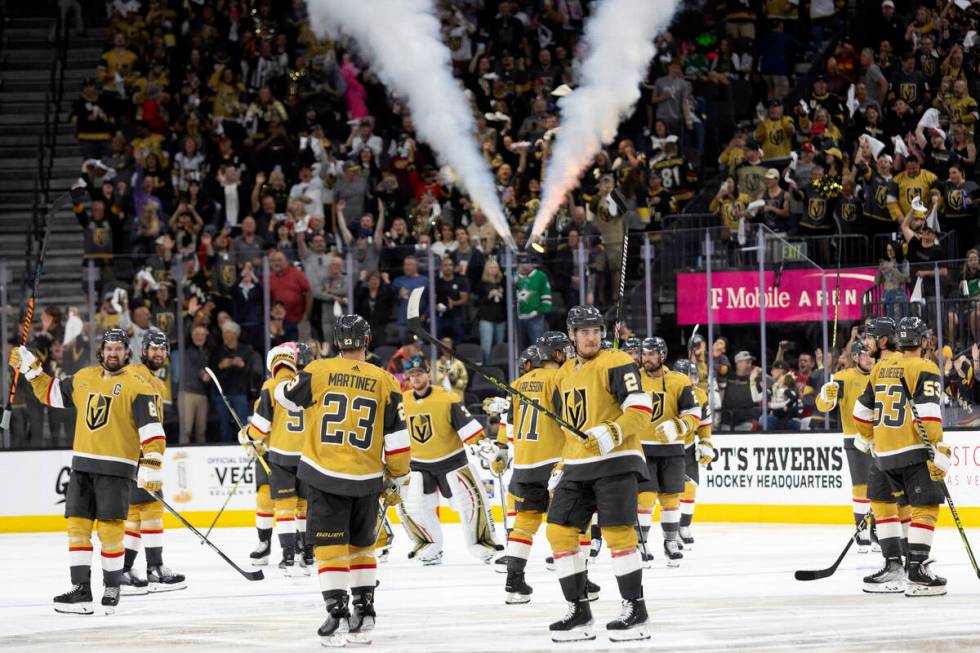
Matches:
[348,589,376,645]
[854,528,872,554]
[905,560,947,597]
[101,586,120,615]
[53,583,93,615]
[279,551,305,577]
[147,565,187,592]
[505,570,532,604]
[120,568,149,596]
[606,597,651,642]
[250,539,271,566]
[679,526,694,548]
[663,539,683,567]
[549,599,595,642]
[318,591,351,647]
[493,554,510,574]
[863,557,905,593]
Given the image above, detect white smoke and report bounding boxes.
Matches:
[306,0,516,250]
[531,0,680,240]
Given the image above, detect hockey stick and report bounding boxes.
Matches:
[794,512,870,581]
[612,229,630,349]
[897,375,980,579]
[407,287,591,440]
[204,366,271,474]
[1,212,54,431]
[151,490,264,581]
[203,455,257,539]
[831,232,842,353]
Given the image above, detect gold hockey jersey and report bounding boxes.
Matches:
[125,363,167,418]
[853,354,943,470]
[277,357,409,496]
[249,367,305,467]
[685,385,713,450]
[499,367,565,483]
[404,385,484,474]
[30,365,165,478]
[815,366,870,447]
[554,349,653,481]
[641,369,701,457]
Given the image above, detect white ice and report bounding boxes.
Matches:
[0,522,978,652]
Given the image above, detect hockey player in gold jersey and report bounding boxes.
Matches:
[494,336,578,604]
[671,359,715,548]
[274,315,410,645]
[635,337,702,567]
[546,306,655,643]
[853,317,949,596]
[120,329,186,594]
[241,342,315,576]
[816,340,877,552]
[400,355,500,565]
[9,328,165,615]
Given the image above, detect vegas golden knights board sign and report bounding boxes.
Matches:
[3,435,980,531]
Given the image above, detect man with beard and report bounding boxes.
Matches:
[546,306,654,642]
[119,330,186,595]
[9,328,166,615]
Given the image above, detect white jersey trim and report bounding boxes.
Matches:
[621,392,653,413]
[563,449,646,466]
[274,381,301,412]
[384,428,410,453]
[48,378,65,408]
[250,412,271,434]
[514,457,562,469]
[457,419,484,442]
[138,423,165,443]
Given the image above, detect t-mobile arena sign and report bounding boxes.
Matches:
[676,268,877,325]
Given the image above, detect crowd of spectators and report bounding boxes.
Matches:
[12,0,980,447]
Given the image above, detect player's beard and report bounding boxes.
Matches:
[643,360,662,375]
[145,356,165,372]
[102,355,125,373]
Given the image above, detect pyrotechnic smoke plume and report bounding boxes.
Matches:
[307,0,515,250]
[531,0,680,240]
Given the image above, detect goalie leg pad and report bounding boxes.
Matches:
[447,464,499,561]
[400,471,443,559]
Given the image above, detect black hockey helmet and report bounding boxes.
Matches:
[98,327,131,364]
[295,342,315,369]
[642,336,668,356]
[623,336,643,352]
[674,358,698,383]
[567,305,605,335]
[850,339,871,357]
[869,316,897,344]
[536,330,572,364]
[403,355,430,374]
[601,338,614,350]
[141,328,169,362]
[896,316,928,350]
[519,345,541,371]
[333,314,372,351]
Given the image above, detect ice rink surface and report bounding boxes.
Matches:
[0,521,978,652]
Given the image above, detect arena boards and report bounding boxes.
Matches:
[2,432,979,532]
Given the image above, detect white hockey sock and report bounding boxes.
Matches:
[637,508,653,529]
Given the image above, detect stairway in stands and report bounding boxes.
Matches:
[0,9,105,311]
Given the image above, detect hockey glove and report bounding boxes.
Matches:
[137,452,163,493]
[9,346,42,381]
[853,435,873,456]
[583,421,623,456]
[655,417,687,443]
[238,425,266,456]
[547,465,564,493]
[818,382,838,406]
[482,396,511,417]
[696,441,717,465]
[383,473,410,506]
[927,444,952,481]
[490,444,510,476]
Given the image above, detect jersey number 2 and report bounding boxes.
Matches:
[320,392,377,450]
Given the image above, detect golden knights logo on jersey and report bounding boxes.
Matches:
[900,83,916,102]
[948,189,965,210]
[906,187,923,205]
[808,197,827,219]
[841,201,857,222]
[155,312,174,334]
[410,413,433,444]
[564,387,589,431]
[85,394,113,430]
[875,184,888,207]
[650,391,665,421]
